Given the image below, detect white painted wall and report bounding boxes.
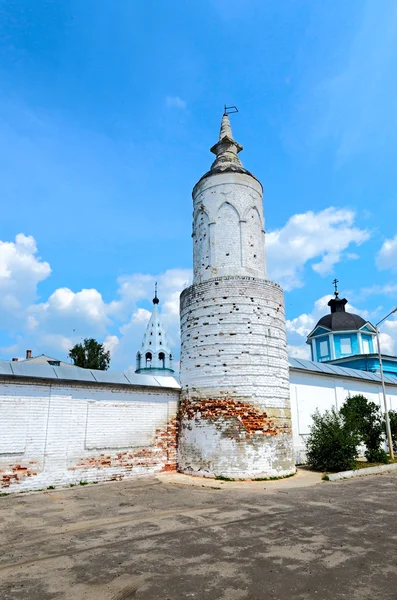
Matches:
[0,378,179,493]
[290,369,397,464]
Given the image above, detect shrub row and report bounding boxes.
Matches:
[305,395,394,472]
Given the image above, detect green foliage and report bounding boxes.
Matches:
[387,410,397,452]
[251,473,295,481]
[215,475,235,481]
[68,338,110,370]
[365,448,389,464]
[305,408,359,472]
[340,395,384,462]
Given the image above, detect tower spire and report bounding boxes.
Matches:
[210,110,243,173]
[135,289,174,375]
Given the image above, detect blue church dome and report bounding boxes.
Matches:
[306,283,376,363]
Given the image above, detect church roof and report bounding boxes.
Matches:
[315,312,367,332]
[140,303,171,356]
[289,357,397,386]
[307,283,374,338]
[195,110,261,188]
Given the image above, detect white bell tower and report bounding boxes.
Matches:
[136,285,174,376]
[178,109,295,479]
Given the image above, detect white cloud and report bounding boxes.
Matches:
[0,231,191,368]
[378,331,395,355]
[165,96,187,110]
[361,283,397,297]
[132,308,151,324]
[288,344,311,359]
[376,234,397,271]
[267,207,370,290]
[287,295,332,339]
[0,234,51,327]
[103,335,119,355]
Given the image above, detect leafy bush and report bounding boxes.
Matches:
[364,448,389,464]
[305,408,359,472]
[340,395,385,462]
[387,410,397,452]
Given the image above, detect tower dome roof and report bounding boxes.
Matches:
[315,312,367,332]
[195,109,261,188]
[308,280,373,338]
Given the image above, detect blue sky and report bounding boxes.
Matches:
[1,0,397,369]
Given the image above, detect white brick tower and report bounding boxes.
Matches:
[178,111,295,479]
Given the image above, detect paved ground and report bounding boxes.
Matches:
[0,470,397,600]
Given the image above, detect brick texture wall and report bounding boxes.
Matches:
[178,276,295,478]
[0,378,179,492]
[192,172,266,283]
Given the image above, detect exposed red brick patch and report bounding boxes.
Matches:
[179,397,291,438]
[71,417,179,474]
[0,462,38,488]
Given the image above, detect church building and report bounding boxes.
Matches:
[306,283,397,378]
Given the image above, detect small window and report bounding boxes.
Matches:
[159,352,165,368]
[340,337,352,355]
[362,338,370,354]
[319,340,328,358]
[48,360,60,366]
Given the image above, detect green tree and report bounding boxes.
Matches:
[387,410,397,453]
[68,338,110,370]
[340,395,388,463]
[305,408,359,472]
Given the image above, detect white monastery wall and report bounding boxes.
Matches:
[0,378,179,492]
[290,369,397,464]
[179,276,294,478]
[192,173,266,283]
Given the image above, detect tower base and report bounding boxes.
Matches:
[177,276,295,479]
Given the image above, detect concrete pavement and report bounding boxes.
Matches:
[0,470,396,599]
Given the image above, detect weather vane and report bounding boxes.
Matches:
[224,105,238,116]
[332,278,339,297]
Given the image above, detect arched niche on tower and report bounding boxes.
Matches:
[215,202,241,270]
[242,206,265,275]
[193,209,211,280]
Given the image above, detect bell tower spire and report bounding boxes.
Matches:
[135,285,174,376]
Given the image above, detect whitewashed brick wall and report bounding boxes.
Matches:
[178,276,295,479]
[0,378,179,493]
[290,369,397,464]
[192,172,266,283]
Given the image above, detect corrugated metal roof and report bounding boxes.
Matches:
[10,362,58,380]
[0,360,180,390]
[289,357,397,386]
[0,362,14,377]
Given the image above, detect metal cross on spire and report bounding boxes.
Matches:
[153,282,159,305]
[332,278,339,297]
